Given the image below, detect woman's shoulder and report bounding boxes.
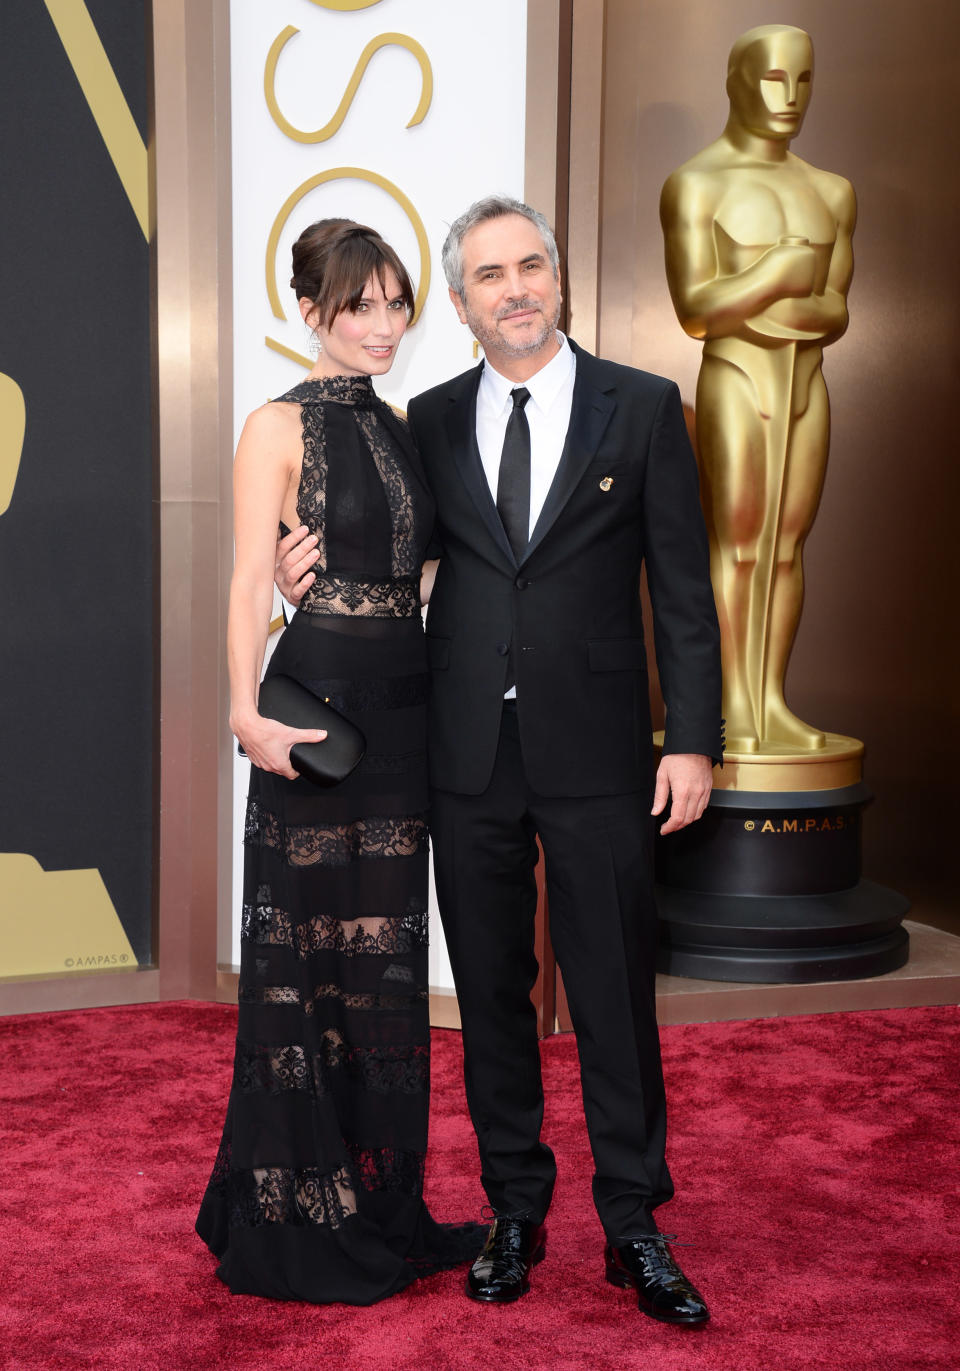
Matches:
[236,398,302,461]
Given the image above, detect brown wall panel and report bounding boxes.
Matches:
[597,0,959,929]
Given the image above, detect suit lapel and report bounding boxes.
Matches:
[524,341,617,563]
[444,365,516,566]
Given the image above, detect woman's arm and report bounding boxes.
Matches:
[228,405,326,777]
[419,558,440,606]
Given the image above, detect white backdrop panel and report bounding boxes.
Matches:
[229,0,529,987]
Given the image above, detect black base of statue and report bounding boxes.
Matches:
[655,783,910,983]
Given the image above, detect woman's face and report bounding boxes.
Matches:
[302,270,407,378]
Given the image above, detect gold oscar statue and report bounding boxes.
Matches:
[661,24,859,780]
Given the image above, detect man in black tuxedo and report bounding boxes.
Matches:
[279,196,721,1323]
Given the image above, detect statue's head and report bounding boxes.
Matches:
[726,24,814,144]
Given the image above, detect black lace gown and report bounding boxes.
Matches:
[196,374,482,1304]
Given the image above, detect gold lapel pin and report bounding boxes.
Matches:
[599,476,614,491]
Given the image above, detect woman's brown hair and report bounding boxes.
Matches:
[290,219,415,329]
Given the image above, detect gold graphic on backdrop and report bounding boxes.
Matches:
[0,854,136,979]
[264,168,431,362]
[265,28,432,143]
[43,0,150,239]
[0,373,26,517]
[265,336,315,371]
[306,0,386,9]
[661,24,856,759]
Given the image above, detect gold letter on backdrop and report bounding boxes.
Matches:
[0,374,26,517]
[265,28,433,143]
[42,0,150,239]
[0,855,136,978]
[661,24,856,760]
[264,167,432,368]
[305,0,387,9]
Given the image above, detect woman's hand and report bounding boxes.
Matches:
[231,711,327,780]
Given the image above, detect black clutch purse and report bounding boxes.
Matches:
[255,673,366,786]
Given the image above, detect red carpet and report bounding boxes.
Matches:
[0,1001,957,1370]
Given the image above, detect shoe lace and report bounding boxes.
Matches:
[619,1234,691,1291]
[478,1206,534,1279]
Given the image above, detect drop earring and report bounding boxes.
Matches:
[308,332,322,359]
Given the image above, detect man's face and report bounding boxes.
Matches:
[730,31,813,142]
[450,213,562,365]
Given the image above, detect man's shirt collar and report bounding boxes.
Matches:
[479,332,575,416]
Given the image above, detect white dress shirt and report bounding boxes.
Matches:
[475,333,576,697]
[475,332,577,542]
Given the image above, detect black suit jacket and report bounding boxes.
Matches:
[407,340,722,797]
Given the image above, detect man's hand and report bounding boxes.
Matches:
[652,753,713,835]
[275,525,320,606]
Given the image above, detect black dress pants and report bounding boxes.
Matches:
[429,705,673,1242]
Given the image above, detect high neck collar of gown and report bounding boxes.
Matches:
[281,374,377,407]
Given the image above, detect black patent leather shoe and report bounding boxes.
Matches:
[605,1236,709,1325]
[466,1216,547,1303]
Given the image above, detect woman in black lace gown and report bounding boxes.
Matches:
[196,220,481,1303]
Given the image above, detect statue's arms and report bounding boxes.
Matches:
[761,176,856,341]
[660,170,819,341]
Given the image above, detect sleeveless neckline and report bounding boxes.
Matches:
[276,375,376,408]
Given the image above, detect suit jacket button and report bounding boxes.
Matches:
[496,642,509,656]
[515,577,528,590]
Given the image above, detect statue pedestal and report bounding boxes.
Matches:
[653,735,910,983]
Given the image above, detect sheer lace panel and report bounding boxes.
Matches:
[236,983,424,1013]
[234,1035,428,1096]
[322,1030,428,1093]
[344,1142,425,1196]
[357,752,422,776]
[241,887,429,959]
[300,573,420,619]
[294,392,328,567]
[208,1137,423,1232]
[276,375,375,407]
[356,406,417,576]
[235,1042,311,1093]
[305,983,426,1014]
[276,375,426,617]
[238,984,301,1006]
[301,673,429,713]
[244,797,428,868]
[382,963,415,984]
[208,1137,357,1230]
[241,1167,356,1229]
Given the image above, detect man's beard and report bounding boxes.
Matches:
[464,295,561,358]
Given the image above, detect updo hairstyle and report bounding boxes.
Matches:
[290,219,416,330]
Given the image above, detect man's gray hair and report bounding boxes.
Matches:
[441,195,560,299]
